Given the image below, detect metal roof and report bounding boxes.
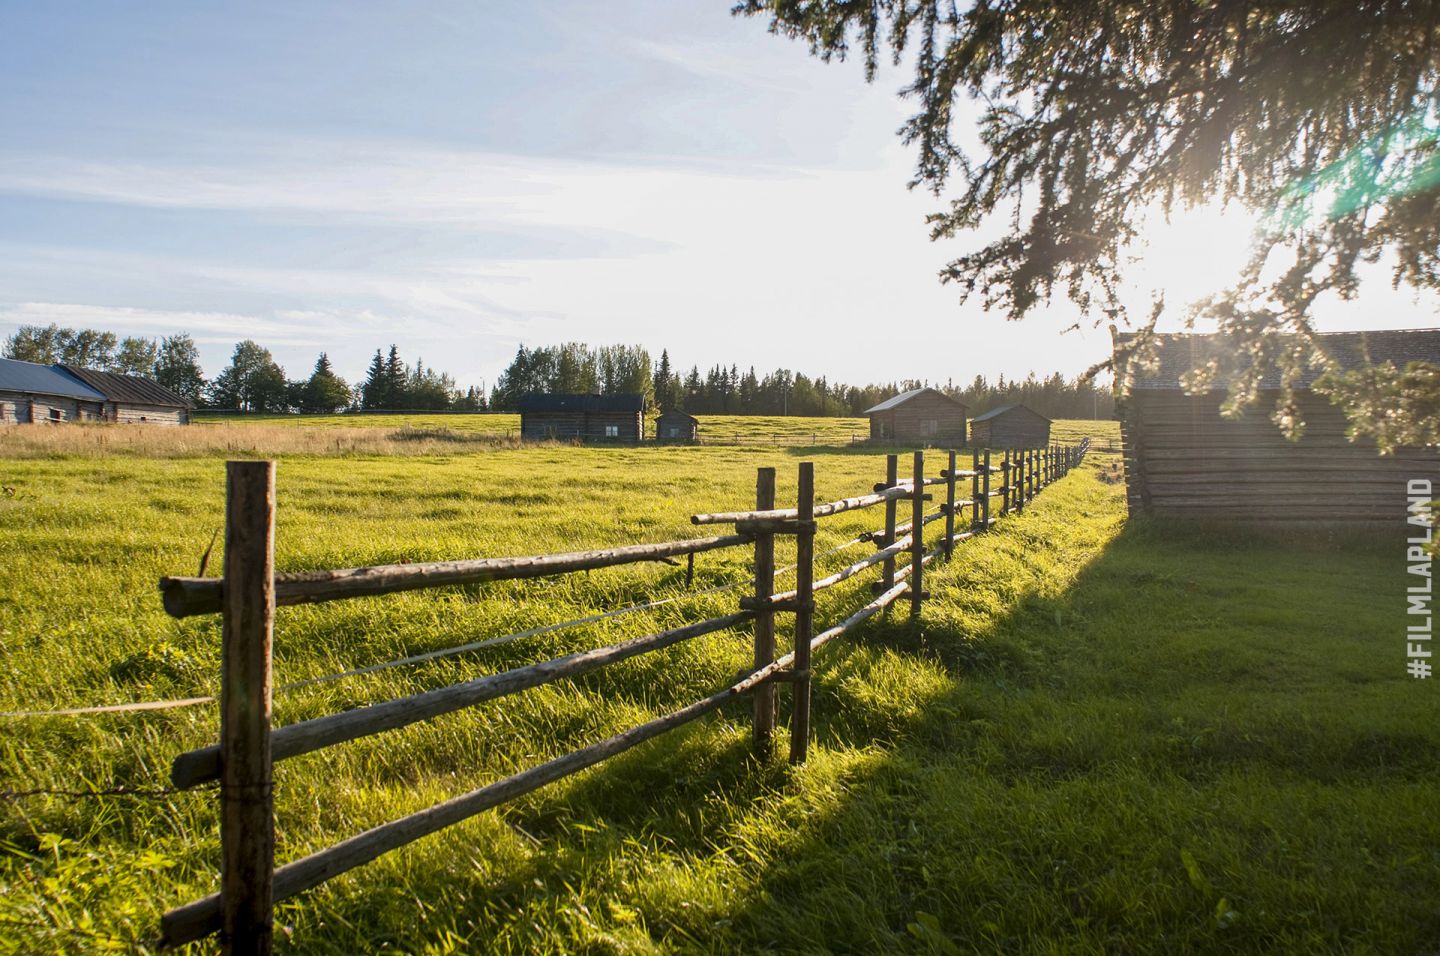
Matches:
[972,403,1051,424]
[0,357,107,401]
[862,387,968,415]
[517,393,646,413]
[1117,329,1440,390]
[59,365,192,408]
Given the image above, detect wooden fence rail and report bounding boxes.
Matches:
[158,438,1090,952]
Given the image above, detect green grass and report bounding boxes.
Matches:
[2,420,1435,953]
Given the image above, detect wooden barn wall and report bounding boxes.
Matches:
[0,392,104,424]
[972,414,1050,449]
[1121,390,1440,521]
[869,394,966,443]
[521,410,643,441]
[110,403,188,425]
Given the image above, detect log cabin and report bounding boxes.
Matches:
[518,393,646,442]
[0,357,190,424]
[969,403,1051,449]
[863,387,968,444]
[1115,328,1440,522]
[655,411,699,443]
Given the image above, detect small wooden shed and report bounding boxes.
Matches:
[970,404,1051,449]
[1115,328,1440,522]
[518,393,646,442]
[655,411,699,443]
[863,387,968,444]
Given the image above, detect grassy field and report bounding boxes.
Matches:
[4,413,1114,459]
[2,419,1436,953]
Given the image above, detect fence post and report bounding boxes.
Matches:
[751,467,777,758]
[880,454,898,597]
[789,461,815,765]
[970,448,981,531]
[220,460,276,956]
[944,449,957,560]
[981,449,991,529]
[1001,449,1012,516]
[910,450,925,617]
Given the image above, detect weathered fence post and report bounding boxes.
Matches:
[981,449,991,529]
[751,467,777,757]
[910,450,925,617]
[944,449,957,559]
[880,454,898,597]
[1001,449,1012,516]
[970,448,981,531]
[220,460,276,956]
[789,462,815,764]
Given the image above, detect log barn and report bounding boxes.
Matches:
[518,393,646,442]
[1116,328,1440,522]
[969,404,1051,449]
[0,358,191,424]
[655,411,699,443]
[59,364,192,424]
[863,387,968,444]
[0,357,107,423]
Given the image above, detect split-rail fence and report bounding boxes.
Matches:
[156,439,1090,952]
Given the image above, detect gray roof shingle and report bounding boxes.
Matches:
[58,365,192,408]
[518,393,646,413]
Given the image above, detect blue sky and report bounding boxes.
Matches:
[1,1,1434,391]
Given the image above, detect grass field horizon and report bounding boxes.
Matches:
[2,418,1436,953]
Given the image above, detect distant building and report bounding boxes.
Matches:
[863,387,968,444]
[969,404,1051,449]
[518,393,646,441]
[59,365,192,425]
[655,411,699,443]
[0,357,190,425]
[1115,328,1440,521]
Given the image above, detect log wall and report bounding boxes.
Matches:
[1121,389,1440,521]
[867,393,967,443]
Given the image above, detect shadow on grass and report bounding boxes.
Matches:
[296,492,1440,953]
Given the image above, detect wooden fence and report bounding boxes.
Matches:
[156,439,1090,952]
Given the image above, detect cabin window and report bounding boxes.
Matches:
[49,407,62,422]
[605,424,619,438]
[922,419,938,436]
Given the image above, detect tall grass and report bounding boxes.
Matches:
[4,423,1433,953]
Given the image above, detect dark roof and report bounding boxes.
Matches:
[58,365,192,408]
[862,387,968,415]
[972,403,1051,424]
[0,357,107,400]
[517,393,646,413]
[657,411,699,424]
[1117,329,1440,390]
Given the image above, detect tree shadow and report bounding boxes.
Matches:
[302,512,1440,953]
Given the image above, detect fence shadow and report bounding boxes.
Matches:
[302,513,1434,951]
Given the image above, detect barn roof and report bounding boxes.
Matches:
[518,393,646,413]
[58,365,192,408]
[0,357,107,400]
[1117,329,1440,390]
[972,403,1051,424]
[657,410,699,424]
[862,387,968,415]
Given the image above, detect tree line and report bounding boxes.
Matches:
[3,324,1115,419]
[491,342,1114,419]
[1,324,486,413]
